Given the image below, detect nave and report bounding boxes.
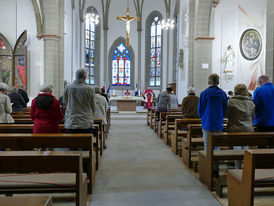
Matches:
[91,112,220,206]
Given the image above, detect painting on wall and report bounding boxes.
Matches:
[240,29,262,61]
[0,31,27,90]
[0,35,13,88]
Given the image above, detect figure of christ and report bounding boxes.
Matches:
[16,56,26,88]
[116,8,140,46]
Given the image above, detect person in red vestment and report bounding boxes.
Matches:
[125,89,131,96]
[144,87,154,109]
[31,84,63,133]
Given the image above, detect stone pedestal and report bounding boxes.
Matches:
[117,100,137,111]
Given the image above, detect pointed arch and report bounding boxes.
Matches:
[0,33,13,88]
[145,11,163,89]
[108,37,135,90]
[14,30,27,89]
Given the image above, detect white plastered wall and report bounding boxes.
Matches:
[0,0,44,100]
[212,0,266,93]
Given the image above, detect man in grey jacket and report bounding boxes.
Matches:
[63,68,96,134]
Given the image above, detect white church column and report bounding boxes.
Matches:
[39,0,64,97]
[266,0,274,81]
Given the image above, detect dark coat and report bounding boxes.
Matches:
[181,94,199,118]
[8,92,26,112]
[18,88,29,105]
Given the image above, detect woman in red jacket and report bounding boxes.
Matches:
[31,84,63,133]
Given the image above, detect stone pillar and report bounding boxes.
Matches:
[266,0,274,82]
[39,0,64,98]
[103,27,109,85]
[137,28,142,91]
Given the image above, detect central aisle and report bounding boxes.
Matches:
[92,113,221,206]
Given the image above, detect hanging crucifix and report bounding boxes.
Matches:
[116,4,140,47]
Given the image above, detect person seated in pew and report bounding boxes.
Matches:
[8,86,26,112]
[31,84,63,133]
[94,86,108,148]
[181,87,199,118]
[225,84,255,168]
[0,83,14,123]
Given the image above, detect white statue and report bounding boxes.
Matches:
[222,45,235,74]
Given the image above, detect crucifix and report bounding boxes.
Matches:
[116,6,140,47]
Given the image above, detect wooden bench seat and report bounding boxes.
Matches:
[163,115,183,145]
[0,151,87,206]
[199,132,274,191]
[0,133,94,194]
[157,112,182,137]
[0,196,52,206]
[0,123,101,172]
[227,149,274,206]
[170,119,201,156]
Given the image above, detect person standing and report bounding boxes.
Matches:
[63,68,96,134]
[225,84,255,168]
[169,89,178,109]
[253,75,274,132]
[31,84,63,133]
[198,74,227,151]
[181,87,199,118]
[18,86,29,106]
[8,86,26,112]
[157,87,172,113]
[0,83,13,123]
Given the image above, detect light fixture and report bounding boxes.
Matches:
[86,13,99,25]
[161,18,175,30]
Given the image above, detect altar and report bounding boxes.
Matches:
[110,96,145,111]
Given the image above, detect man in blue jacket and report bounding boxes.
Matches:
[253,75,274,132]
[198,74,227,151]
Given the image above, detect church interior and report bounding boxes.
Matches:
[0,0,274,205]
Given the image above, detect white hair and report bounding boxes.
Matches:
[0,83,8,91]
[40,84,54,93]
[188,87,195,94]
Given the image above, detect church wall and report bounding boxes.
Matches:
[212,0,266,92]
[64,0,82,85]
[0,0,44,99]
[177,0,190,102]
[266,0,274,82]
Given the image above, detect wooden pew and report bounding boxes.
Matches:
[157,111,182,137]
[0,133,94,194]
[199,132,274,191]
[163,115,183,145]
[0,151,87,206]
[0,196,52,206]
[170,119,201,156]
[182,123,203,168]
[227,149,274,206]
[150,108,156,128]
[0,123,101,170]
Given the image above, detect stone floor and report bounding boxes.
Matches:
[91,113,221,206]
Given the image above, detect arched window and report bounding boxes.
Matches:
[85,7,99,85]
[145,12,163,89]
[112,42,131,86]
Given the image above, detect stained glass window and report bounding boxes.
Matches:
[150,16,162,87]
[112,42,131,86]
[85,12,97,85]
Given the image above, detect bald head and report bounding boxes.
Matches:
[258,75,270,87]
